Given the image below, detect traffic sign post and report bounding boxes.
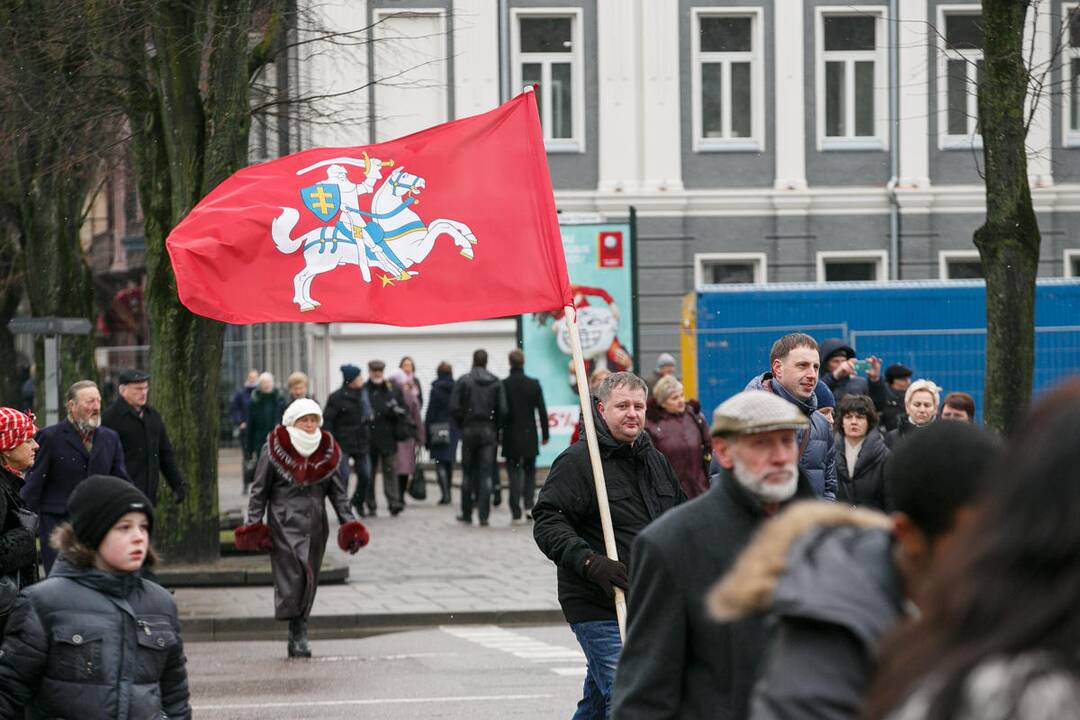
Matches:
[6,317,92,426]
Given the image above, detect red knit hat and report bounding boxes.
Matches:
[0,408,38,452]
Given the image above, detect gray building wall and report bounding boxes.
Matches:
[1050,0,1080,184]
[927,0,984,186]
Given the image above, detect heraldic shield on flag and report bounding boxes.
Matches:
[165,91,572,326]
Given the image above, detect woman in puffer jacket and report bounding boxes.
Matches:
[0,474,191,719]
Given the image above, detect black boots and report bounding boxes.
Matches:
[287,617,311,658]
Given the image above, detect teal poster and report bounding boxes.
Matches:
[522,222,634,467]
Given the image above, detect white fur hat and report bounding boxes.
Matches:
[282,398,323,427]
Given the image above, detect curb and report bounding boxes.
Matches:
[157,563,348,587]
[180,608,566,642]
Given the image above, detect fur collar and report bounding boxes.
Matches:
[267,425,341,486]
[707,501,890,621]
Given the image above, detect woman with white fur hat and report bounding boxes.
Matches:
[235,398,369,658]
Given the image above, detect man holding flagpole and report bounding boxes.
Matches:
[533,372,684,720]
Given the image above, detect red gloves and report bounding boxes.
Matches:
[234,522,272,553]
[337,520,370,554]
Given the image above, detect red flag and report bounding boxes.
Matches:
[166,92,572,326]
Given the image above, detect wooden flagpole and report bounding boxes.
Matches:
[564,304,628,640]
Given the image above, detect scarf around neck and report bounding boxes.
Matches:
[286,426,321,457]
[268,425,341,486]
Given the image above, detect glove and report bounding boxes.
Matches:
[337,520,370,554]
[234,522,272,553]
[583,553,629,598]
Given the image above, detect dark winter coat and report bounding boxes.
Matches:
[746,373,838,500]
[0,529,190,719]
[228,383,255,427]
[0,466,38,639]
[322,384,372,456]
[22,420,129,517]
[870,380,904,432]
[449,367,508,438]
[102,398,186,506]
[819,339,870,403]
[532,409,685,624]
[707,503,902,720]
[644,399,711,499]
[611,467,816,720]
[364,380,406,456]
[835,429,891,511]
[424,375,460,464]
[246,426,354,620]
[885,415,929,450]
[245,389,285,456]
[501,368,549,460]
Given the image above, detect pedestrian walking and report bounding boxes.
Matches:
[611,390,813,720]
[502,349,549,521]
[940,391,975,422]
[644,375,711,499]
[834,394,891,511]
[365,360,407,516]
[865,380,1080,720]
[389,369,425,507]
[244,372,285,492]
[228,368,258,456]
[237,399,368,658]
[0,475,191,719]
[0,408,40,641]
[534,372,684,719]
[709,421,999,720]
[885,379,940,450]
[22,380,129,574]
[323,364,373,516]
[424,362,459,505]
[450,350,508,527]
[286,371,310,402]
[745,333,838,499]
[398,356,423,409]
[101,369,186,507]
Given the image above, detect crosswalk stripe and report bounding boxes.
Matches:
[441,625,586,677]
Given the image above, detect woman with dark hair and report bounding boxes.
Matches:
[399,356,423,409]
[833,394,890,511]
[940,391,975,422]
[865,379,1080,720]
[425,362,459,505]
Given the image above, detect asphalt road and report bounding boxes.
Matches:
[187,624,586,719]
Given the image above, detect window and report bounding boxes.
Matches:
[512,11,584,152]
[816,251,887,282]
[694,253,767,287]
[1065,250,1080,278]
[938,9,984,148]
[816,9,887,149]
[1064,5,1080,146]
[940,250,984,279]
[692,9,764,151]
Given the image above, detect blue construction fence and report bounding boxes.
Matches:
[695,279,1080,422]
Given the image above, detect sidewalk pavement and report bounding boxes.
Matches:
[175,448,563,641]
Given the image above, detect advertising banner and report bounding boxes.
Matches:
[522,222,635,467]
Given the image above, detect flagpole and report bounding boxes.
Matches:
[564,304,628,641]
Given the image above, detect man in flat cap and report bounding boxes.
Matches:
[611,390,816,720]
[102,369,186,508]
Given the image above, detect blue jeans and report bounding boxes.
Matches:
[569,620,622,720]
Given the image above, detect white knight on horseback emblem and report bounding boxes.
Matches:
[271,152,478,312]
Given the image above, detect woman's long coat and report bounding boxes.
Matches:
[246,427,354,620]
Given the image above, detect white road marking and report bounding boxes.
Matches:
[193,693,554,711]
[306,652,458,663]
[442,625,586,677]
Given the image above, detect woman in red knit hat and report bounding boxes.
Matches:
[0,408,41,639]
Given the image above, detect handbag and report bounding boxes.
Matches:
[429,422,451,446]
[408,465,427,500]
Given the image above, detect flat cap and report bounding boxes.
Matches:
[710,390,809,436]
[117,369,150,385]
[655,353,677,370]
[367,360,386,371]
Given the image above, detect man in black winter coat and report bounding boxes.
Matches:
[502,349,549,521]
[101,371,185,509]
[323,364,373,515]
[450,349,508,527]
[364,361,406,516]
[533,372,684,720]
[611,389,813,720]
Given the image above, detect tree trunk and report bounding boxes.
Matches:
[0,229,24,408]
[975,0,1041,436]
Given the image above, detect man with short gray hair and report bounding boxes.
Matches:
[611,390,816,720]
[533,371,684,719]
[22,380,129,573]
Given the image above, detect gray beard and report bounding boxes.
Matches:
[733,457,798,504]
[72,416,100,433]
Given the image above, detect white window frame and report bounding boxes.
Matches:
[694,252,768,287]
[937,5,984,150]
[511,8,586,153]
[1063,3,1080,147]
[1065,249,1080,277]
[939,249,983,279]
[815,7,889,151]
[691,7,766,152]
[815,250,888,283]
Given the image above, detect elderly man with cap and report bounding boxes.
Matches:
[363,360,407,516]
[101,369,186,509]
[611,390,816,720]
[323,364,373,516]
[646,353,678,395]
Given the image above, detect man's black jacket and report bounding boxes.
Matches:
[532,412,684,624]
[101,398,185,505]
